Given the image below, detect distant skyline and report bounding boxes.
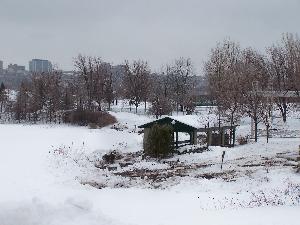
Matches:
[1,0,300,74]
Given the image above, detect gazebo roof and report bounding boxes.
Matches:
[138,117,197,132]
[139,115,238,133]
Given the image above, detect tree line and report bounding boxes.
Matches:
[0,32,299,141]
[0,56,196,123]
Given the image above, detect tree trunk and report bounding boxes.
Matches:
[218,112,222,145]
[0,102,2,119]
[282,102,287,123]
[266,124,269,143]
[229,112,234,145]
[254,117,258,142]
[278,98,287,123]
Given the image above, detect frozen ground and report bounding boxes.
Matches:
[0,111,299,225]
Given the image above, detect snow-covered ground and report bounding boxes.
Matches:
[0,111,299,225]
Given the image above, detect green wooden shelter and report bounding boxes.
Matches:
[139,117,197,149]
[139,116,237,149]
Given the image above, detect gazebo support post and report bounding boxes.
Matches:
[193,130,197,145]
[232,127,236,147]
[172,132,175,149]
[207,129,212,147]
[176,131,178,148]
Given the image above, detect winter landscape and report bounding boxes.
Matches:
[0,104,299,225]
[1,1,300,225]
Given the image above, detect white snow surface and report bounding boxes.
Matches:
[0,111,299,225]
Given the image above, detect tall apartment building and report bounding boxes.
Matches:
[0,60,3,73]
[29,59,52,73]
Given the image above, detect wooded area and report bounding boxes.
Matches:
[0,56,196,123]
[205,33,300,141]
[0,33,299,143]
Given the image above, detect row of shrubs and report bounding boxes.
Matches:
[62,110,117,128]
[297,148,300,173]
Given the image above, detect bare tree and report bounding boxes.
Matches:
[149,74,173,118]
[141,72,153,113]
[282,33,300,95]
[267,45,289,122]
[44,71,63,122]
[166,57,195,114]
[240,48,270,142]
[102,63,114,111]
[266,33,300,122]
[74,55,116,111]
[123,60,151,113]
[74,55,100,110]
[74,55,91,110]
[14,81,31,122]
[28,74,44,122]
[205,39,243,136]
[0,82,8,116]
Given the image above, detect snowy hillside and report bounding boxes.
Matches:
[0,111,299,225]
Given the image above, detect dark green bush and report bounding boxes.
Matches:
[144,124,174,158]
[63,110,117,127]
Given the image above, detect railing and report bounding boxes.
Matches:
[174,140,191,148]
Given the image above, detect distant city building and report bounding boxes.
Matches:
[29,59,52,73]
[0,60,3,73]
[7,63,26,74]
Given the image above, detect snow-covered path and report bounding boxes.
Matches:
[0,123,299,225]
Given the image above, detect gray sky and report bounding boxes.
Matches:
[1,0,300,74]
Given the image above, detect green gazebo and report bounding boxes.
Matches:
[139,116,237,149]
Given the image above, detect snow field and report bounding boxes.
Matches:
[0,111,299,225]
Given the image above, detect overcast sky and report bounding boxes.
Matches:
[1,0,300,74]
